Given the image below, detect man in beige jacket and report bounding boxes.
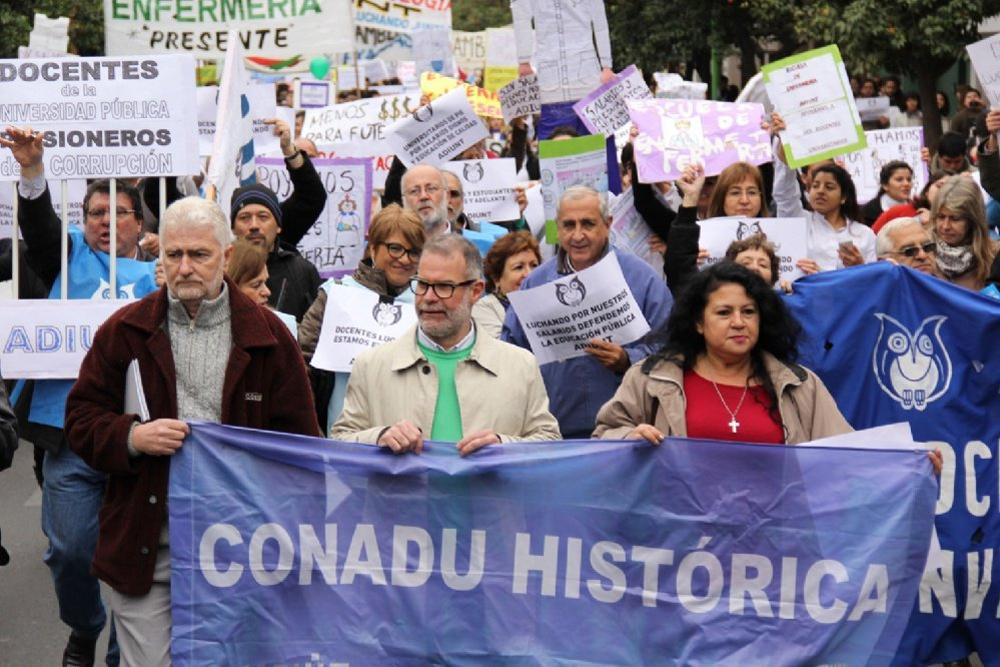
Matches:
[331,234,561,454]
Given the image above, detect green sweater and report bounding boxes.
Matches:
[417,341,474,442]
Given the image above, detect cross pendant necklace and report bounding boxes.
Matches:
[710,378,749,434]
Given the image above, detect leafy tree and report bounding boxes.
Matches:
[792,0,1000,149]
[452,0,511,32]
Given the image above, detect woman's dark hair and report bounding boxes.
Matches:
[642,262,802,421]
[724,234,780,287]
[549,125,580,140]
[875,160,913,199]
[810,164,860,222]
[903,92,920,110]
[936,90,951,116]
[483,230,541,293]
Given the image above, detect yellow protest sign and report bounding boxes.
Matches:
[483,66,518,93]
[420,71,503,119]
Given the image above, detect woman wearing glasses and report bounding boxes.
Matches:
[299,204,426,432]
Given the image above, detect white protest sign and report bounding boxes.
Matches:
[538,133,608,242]
[442,158,520,223]
[967,33,1000,107]
[372,84,405,96]
[387,87,489,168]
[842,127,928,205]
[653,72,708,100]
[354,1,451,33]
[360,59,391,84]
[302,94,421,156]
[297,81,333,109]
[257,157,372,278]
[507,253,650,365]
[196,84,278,157]
[452,30,487,73]
[311,285,417,373]
[336,66,363,91]
[499,75,541,124]
[573,65,652,142]
[103,0,354,58]
[0,299,133,378]
[29,13,70,53]
[413,27,455,76]
[856,96,891,122]
[0,55,200,181]
[0,180,87,239]
[608,189,664,279]
[761,45,866,168]
[696,217,808,282]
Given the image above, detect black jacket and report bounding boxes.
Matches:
[267,241,322,321]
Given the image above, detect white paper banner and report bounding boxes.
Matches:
[256,156,373,278]
[311,284,417,372]
[196,83,278,157]
[0,179,86,239]
[499,75,541,124]
[507,253,650,365]
[103,0,354,58]
[0,55,200,180]
[442,158,519,223]
[302,94,422,157]
[0,299,133,378]
[696,217,809,282]
[967,33,1000,107]
[855,96,891,122]
[842,127,929,205]
[387,86,488,167]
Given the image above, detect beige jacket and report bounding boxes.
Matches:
[330,325,561,444]
[593,352,852,445]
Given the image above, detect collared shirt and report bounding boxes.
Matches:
[418,323,476,353]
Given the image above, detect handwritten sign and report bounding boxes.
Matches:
[310,284,416,373]
[696,217,809,282]
[855,96,890,123]
[452,30,487,73]
[761,45,866,168]
[257,156,372,279]
[608,190,664,279]
[573,64,652,140]
[507,253,650,365]
[841,128,928,205]
[967,33,1000,107]
[627,99,770,183]
[196,83,277,157]
[499,75,541,123]
[420,71,503,119]
[302,94,421,154]
[538,133,609,243]
[442,158,520,223]
[387,87,489,167]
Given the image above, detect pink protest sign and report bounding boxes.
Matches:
[627,99,771,183]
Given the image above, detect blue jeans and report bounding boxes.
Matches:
[42,445,119,665]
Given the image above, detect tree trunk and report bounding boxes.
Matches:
[918,68,943,152]
[739,35,758,85]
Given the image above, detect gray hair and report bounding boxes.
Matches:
[159,196,234,254]
[401,163,448,196]
[876,216,925,256]
[421,233,483,281]
[556,185,608,221]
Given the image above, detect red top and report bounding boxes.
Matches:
[683,370,785,444]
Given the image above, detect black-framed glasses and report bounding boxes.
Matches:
[410,277,476,298]
[86,207,135,219]
[382,242,421,262]
[894,242,936,258]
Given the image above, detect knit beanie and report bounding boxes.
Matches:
[230,184,283,228]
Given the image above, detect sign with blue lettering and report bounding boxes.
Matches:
[784,263,1000,664]
[170,423,935,665]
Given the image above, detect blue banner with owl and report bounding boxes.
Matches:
[784,262,1000,665]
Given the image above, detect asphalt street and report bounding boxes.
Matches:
[0,440,113,666]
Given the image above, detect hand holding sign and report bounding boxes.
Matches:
[585,339,629,373]
[0,125,44,179]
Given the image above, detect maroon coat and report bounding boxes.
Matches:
[65,279,321,595]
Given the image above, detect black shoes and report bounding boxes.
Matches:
[62,631,97,667]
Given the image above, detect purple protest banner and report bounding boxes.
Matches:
[572,64,652,138]
[627,99,771,183]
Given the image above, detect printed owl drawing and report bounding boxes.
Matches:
[871,313,952,411]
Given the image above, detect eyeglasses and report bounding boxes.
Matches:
[893,242,936,258]
[410,277,476,298]
[448,189,462,198]
[404,184,442,198]
[86,207,135,219]
[382,242,421,262]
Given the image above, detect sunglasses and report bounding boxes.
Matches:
[895,242,936,258]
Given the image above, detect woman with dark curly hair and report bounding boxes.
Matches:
[593,262,852,445]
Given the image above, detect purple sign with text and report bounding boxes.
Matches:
[627,99,771,183]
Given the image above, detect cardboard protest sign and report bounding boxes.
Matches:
[761,45,866,168]
[420,72,503,119]
[103,0,353,58]
[442,158,520,223]
[302,94,421,156]
[196,83,278,157]
[967,33,1000,107]
[538,134,609,243]
[310,284,416,373]
[257,157,372,278]
[627,99,770,184]
[573,65,652,140]
[499,75,541,123]
[452,30,487,73]
[387,87,489,168]
[0,55,200,180]
[0,179,86,239]
[842,128,928,204]
[608,190,664,279]
[696,217,809,282]
[507,253,650,365]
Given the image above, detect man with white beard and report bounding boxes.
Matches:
[401,164,451,238]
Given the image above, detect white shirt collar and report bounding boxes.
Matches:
[418,322,476,353]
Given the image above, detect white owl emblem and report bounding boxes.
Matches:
[871,313,952,411]
[91,278,136,300]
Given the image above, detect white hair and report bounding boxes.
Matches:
[159,197,234,253]
[557,185,608,221]
[876,216,924,256]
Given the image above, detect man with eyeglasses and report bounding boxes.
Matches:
[1,125,160,666]
[331,234,560,452]
[400,164,452,238]
[876,217,938,275]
